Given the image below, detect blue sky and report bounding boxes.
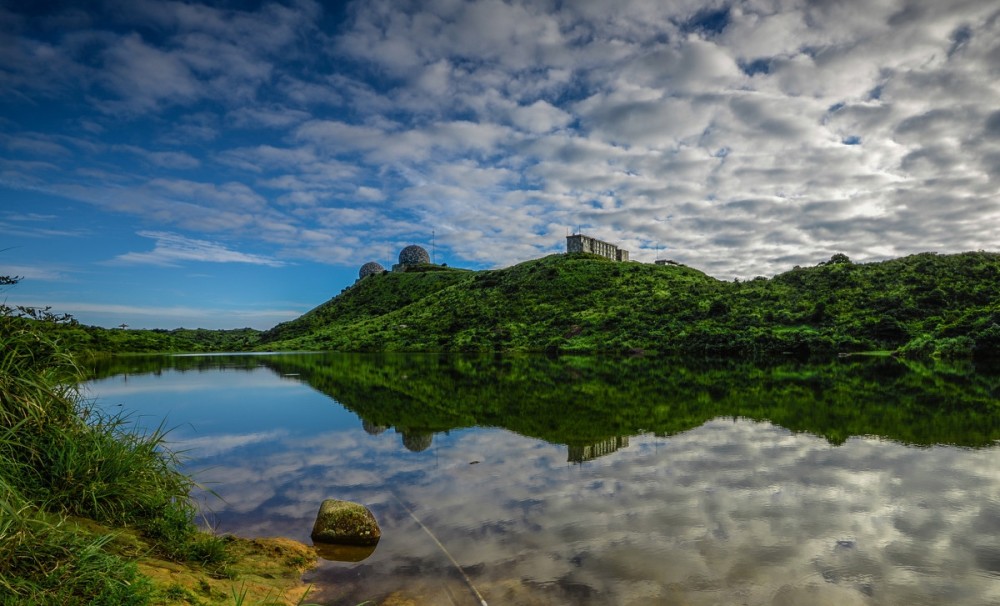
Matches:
[2,0,998,329]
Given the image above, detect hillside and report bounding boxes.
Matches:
[259,264,474,344]
[258,253,717,353]
[257,251,1000,359]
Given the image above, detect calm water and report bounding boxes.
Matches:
[83,354,1000,606]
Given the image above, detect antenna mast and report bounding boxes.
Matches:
[432,230,436,264]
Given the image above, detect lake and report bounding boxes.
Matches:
[83,353,1000,605]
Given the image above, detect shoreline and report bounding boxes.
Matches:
[135,529,319,605]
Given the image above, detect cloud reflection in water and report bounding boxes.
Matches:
[177,421,999,605]
[85,358,1000,605]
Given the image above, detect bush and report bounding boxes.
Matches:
[973,323,1000,358]
[935,336,975,360]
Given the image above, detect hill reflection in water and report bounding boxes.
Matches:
[84,354,1000,605]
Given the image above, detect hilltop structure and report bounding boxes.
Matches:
[358,261,385,279]
[360,235,633,283]
[392,245,431,271]
[566,233,629,261]
[358,244,435,281]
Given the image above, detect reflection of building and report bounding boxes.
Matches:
[566,233,629,261]
[568,436,629,463]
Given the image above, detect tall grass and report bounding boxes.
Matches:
[0,310,224,604]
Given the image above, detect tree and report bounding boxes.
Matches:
[1,275,75,324]
[822,253,852,266]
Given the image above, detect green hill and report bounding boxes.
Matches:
[259,263,474,344]
[257,251,1000,359]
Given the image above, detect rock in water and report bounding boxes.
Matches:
[310,499,381,546]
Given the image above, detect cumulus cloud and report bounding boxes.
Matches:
[2,0,1000,277]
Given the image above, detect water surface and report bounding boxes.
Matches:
[84,354,1000,605]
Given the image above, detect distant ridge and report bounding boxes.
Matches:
[257,251,1000,360]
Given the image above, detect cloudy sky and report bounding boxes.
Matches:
[2,0,999,329]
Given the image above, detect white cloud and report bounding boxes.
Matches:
[99,33,196,111]
[507,99,573,134]
[146,179,268,212]
[355,186,385,201]
[2,296,303,330]
[0,216,88,239]
[0,133,73,157]
[112,231,286,267]
[171,430,290,458]
[227,105,312,129]
[2,0,1000,279]
[0,264,67,282]
[115,145,200,170]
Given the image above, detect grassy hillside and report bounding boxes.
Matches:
[259,253,717,352]
[258,251,1000,359]
[260,264,473,344]
[0,290,316,604]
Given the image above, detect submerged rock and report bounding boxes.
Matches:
[310,499,381,546]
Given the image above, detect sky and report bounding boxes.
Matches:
[1,0,999,329]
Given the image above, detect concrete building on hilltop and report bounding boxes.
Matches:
[566,233,629,262]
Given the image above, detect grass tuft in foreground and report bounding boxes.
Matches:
[0,298,229,604]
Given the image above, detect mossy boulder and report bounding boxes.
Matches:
[310,499,381,546]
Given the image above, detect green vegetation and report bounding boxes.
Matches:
[33,320,260,354]
[283,353,1000,449]
[260,264,472,345]
[11,251,1000,360]
[6,249,996,601]
[88,352,1000,449]
[0,283,314,605]
[257,251,1000,359]
[2,295,260,355]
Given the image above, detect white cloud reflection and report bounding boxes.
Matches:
[170,430,288,459]
[184,420,1000,606]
